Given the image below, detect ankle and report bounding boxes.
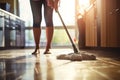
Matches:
[36,46,39,49]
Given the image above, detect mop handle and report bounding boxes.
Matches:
[56,10,78,53]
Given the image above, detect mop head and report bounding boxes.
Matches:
[57,52,96,61]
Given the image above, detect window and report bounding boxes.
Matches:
[19,0,76,47]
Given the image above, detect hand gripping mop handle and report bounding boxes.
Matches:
[56,10,79,53]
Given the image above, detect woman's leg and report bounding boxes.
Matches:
[30,0,42,54]
[44,0,54,54]
[45,27,54,52]
[32,27,41,54]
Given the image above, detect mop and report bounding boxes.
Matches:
[56,10,96,61]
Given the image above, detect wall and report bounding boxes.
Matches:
[84,0,97,47]
[83,0,120,48]
[100,0,120,47]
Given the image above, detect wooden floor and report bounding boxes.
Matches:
[0,48,120,80]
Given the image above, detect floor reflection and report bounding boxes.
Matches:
[34,55,41,80]
[0,56,26,80]
[34,54,54,80]
[46,55,54,80]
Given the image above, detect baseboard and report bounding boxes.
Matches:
[79,47,120,52]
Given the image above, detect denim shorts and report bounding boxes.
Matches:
[30,0,53,27]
